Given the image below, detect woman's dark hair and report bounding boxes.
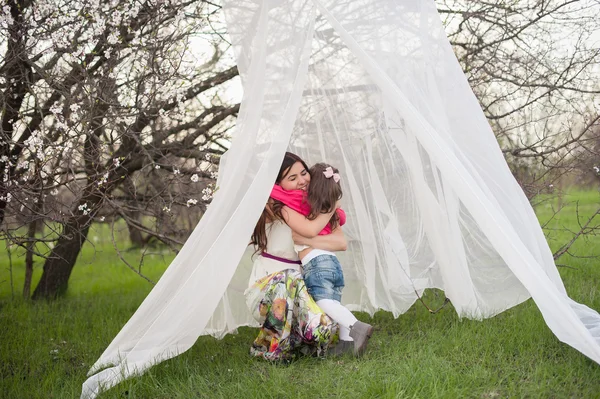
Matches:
[306,163,342,230]
[250,152,310,253]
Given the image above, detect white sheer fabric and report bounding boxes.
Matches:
[82,0,600,397]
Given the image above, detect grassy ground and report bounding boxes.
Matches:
[1,191,600,398]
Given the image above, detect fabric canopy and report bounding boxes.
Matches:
[82,0,600,397]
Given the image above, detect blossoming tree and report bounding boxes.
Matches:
[0,0,239,299]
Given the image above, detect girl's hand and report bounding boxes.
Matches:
[281,206,334,237]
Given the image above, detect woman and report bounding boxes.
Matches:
[245,152,347,360]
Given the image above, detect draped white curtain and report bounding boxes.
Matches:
[82,1,600,397]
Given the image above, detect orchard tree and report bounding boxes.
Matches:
[439,0,600,194]
[439,0,600,258]
[0,0,239,299]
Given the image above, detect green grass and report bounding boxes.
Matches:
[1,191,600,398]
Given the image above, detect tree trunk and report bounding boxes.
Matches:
[23,218,36,299]
[126,210,145,248]
[0,0,32,226]
[31,68,113,300]
[122,177,145,248]
[31,216,92,300]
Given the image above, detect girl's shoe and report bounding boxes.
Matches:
[349,321,374,356]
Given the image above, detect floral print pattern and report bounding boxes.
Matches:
[245,269,338,360]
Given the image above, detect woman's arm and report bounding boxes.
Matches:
[292,227,347,252]
[281,205,335,237]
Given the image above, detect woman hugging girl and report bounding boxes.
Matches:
[271,162,374,356]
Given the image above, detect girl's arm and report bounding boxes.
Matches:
[292,227,347,252]
[281,205,335,237]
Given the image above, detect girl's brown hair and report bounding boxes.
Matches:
[306,163,342,230]
[250,152,310,253]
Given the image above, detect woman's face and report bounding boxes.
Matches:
[279,161,310,191]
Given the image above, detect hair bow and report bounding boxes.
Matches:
[323,166,340,183]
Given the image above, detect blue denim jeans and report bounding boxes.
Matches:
[302,255,345,302]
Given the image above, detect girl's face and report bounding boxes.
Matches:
[279,161,310,191]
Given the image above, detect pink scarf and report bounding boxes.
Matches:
[270,185,346,235]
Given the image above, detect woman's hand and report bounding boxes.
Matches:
[292,231,309,246]
[293,227,347,252]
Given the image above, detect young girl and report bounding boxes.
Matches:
[271,163,374,356]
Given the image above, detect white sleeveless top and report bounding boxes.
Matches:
[248,221,301,286]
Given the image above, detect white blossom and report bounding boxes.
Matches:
[78,203,90,215]
[97,172,109,186]
[50,188,59,196]
[51,29,71,48]
[25,130,44,158]
[155,164,161,169]
[210,170,218,180]
[107,32,119,45]
[113,158,121,167]
[201,187,213,201]
[190,174,199,182]
[109,9,123,26]
[186,198,198,207]
[593,166,600,174]
[0,5,14,28]
[128,0,142,16]
[70,103,81,113]
[50,102,62,115]
[99,216,106,222]
[173,168,180,175]
[93,17,106,37]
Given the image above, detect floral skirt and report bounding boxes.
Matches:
[245,269,338,360]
